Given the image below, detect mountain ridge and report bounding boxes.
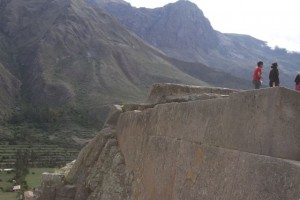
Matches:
[99,0,300,88]
[0,0,249,147]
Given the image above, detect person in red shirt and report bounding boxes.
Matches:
[252,61,263,89]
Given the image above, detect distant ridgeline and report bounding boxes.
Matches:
[0,145,78,168]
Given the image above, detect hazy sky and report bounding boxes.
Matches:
[125,0,300,52]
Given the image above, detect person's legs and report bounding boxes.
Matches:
[253,80,261,89]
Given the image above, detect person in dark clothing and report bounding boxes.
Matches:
[269,62,279,87]
[295,73,300,91]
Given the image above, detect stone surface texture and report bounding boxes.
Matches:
[35,84,300,200]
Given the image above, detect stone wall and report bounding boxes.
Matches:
[36,85,300,200]
[116,86,300,199]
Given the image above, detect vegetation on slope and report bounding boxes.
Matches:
[0,0,209,149]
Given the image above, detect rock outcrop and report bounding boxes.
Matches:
[35,84,300,200]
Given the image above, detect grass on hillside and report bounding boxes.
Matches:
[0,171,17,200]
[0,168,56,199]
[0,191,17,200]
[26,168,55,189]
[0,145,79,168]
[0,172,14,192]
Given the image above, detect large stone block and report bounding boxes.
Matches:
[116,86,300,199]
[146,83,239,104]
[215,87,300,160]
[119,87,300,161]
[117,118,300,200]
[56,185,77,200]
[41,173,65,188]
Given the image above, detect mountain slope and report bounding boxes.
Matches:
[100,0,218,63]
[0,0,208,108]
[0,61,20,120]
[1,0,249,146]
[0,30,21,120]
[99,0,300,88]
[166,57,250,89]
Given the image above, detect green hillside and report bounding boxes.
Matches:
[0,0,252,152]
[0,145,78,168]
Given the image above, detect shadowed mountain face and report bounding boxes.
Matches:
[0,0,206,112]
[0,29,21,120]
[0,61,20,119]
[0,0,206,108]
[0,0,251,145]
[98,0,300,88]
[100,0,218,62]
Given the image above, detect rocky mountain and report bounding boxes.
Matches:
[34,85,300,200]
[98,0,300,88]
[0,0,203,107]
[100,0,219,62]
[0,0,249,146]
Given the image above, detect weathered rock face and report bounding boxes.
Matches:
[143,84,300,161]
[146,83,240,104]
[35,173,76,200]
[117,86,300,200]
[36,84,300,200]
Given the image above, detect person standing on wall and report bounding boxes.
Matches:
[295,73,300,91]
[269,62,280,87]
[253,61,263,89]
